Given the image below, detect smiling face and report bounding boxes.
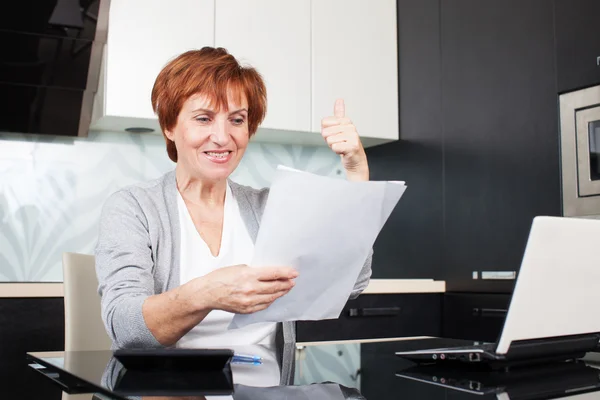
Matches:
[164,91,250,183]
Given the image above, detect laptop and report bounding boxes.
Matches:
[396,216,600,368]
[395,360,600,399]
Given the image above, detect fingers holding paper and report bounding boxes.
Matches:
[321,99,369,181]
[199,264,298,314]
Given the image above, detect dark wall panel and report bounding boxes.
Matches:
[367,0,444,279]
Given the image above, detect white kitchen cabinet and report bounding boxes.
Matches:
[311,0,398,147]
[92,0,215,132]
[215,0,311,133]
[91,0,398,147]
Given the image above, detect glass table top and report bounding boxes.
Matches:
[26,337,600,400]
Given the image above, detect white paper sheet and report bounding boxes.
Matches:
[229,166,406,329]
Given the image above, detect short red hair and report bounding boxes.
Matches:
[151,47,267,162]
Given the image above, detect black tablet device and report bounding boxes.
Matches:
[113,348,234,372]
[114,368,234,396]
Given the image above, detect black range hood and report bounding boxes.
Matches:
[0,0,108,137]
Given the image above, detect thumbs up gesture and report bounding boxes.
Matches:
[321,99,369,181]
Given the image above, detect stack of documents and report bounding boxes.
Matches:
[230,166,406,329]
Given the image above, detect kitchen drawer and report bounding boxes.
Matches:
[0,298,64,399]
[445,279,514,294]
[296,294,442,342]
[443,293,511,342]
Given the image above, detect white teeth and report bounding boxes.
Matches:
[206,151,230,158]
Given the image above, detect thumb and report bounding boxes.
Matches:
[334,98,345,118]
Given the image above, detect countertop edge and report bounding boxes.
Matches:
[0,279,446,298]
[297,335,437,346]
[362,279,446,294]
[0,283,64,298]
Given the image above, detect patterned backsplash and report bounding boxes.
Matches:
[0,130,341,282]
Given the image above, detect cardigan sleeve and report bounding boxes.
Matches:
[95,189,162,349]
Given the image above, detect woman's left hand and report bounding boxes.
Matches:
[321,99,369,181]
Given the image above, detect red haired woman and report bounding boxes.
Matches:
[95,48,371,377]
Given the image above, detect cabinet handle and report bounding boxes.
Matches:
[348,307,401,317]
[472,308,508,318]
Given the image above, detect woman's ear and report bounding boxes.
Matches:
[164,129,175,141]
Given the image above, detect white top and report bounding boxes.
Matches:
[206,344,281,400]
[176,183,277,348]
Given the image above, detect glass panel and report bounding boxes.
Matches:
[0,131,341,282]
[294,343,361,389]
[590,120,600,181]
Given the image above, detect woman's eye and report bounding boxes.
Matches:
[195,116,211,123]
[231,118,245,125]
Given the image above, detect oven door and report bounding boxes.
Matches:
[560,84,600,217]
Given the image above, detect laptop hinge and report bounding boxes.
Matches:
[504,333,600,360]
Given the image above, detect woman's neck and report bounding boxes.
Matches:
[175,166,227,207]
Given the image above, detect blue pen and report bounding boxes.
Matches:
[232,353,262,365]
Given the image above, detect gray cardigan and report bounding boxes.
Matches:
[95,170,372,383]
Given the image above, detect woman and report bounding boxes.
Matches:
[95,47,372,359]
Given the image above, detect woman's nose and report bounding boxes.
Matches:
[210,120,230,145]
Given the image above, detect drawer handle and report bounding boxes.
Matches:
[348,307,401,317]
[472,308,508,318]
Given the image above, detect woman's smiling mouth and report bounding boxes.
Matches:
[203,150,232,163]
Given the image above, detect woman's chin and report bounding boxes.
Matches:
[186,155,241,182]
[196,164,236,182]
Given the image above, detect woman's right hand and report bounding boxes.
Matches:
[192,265,298,314]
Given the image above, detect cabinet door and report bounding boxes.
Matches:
[215,0,311,133]
[441,0,560,282]
[443,293,510,342]
[105,0,215,120]
[554,0,600,93]
[0,298,65,398]
[296,294,442,342]
[311,0,398,144]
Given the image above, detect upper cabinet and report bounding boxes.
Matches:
[312,0,399,147]
[215,0,311,133]
[109,0,212,122]
[554,0,600,93]
[91,0,399,147]
[92,0,215,132]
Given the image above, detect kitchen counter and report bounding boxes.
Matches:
[363,279,445,294]
[0,279,446,298]
[0,283,64,297]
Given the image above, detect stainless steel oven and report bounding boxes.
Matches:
[559,84,600,217]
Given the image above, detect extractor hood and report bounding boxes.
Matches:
[0,0,399,148]
[0,0,109,137]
